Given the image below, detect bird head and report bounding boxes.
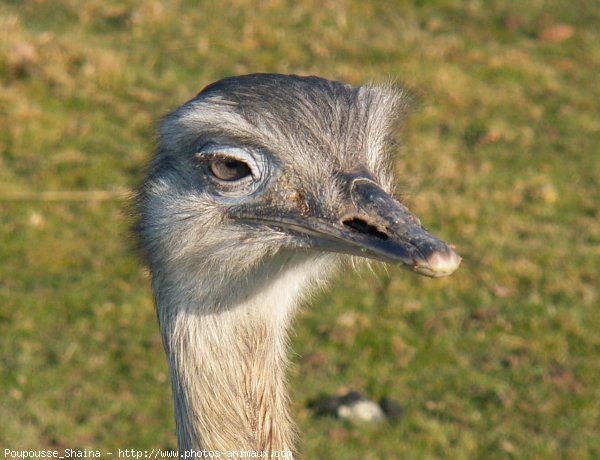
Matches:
[137,74,460,283]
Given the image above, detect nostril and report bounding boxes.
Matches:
[342,217,388,240]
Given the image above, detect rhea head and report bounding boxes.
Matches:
[136,74,461,315]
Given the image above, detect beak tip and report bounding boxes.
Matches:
[414,248,462,278]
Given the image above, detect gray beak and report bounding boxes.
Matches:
[233,177,461,278]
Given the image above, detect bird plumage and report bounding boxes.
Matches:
[136,73,459,456]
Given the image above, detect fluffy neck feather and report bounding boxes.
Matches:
[154,252,335,455]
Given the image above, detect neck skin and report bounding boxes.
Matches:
[153,252,334,456]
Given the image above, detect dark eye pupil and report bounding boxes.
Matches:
[209,157,252,181]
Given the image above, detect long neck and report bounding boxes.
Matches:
[154,254,334,456]
[167,303,295,455]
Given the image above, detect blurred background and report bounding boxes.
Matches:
[1,0,599,458]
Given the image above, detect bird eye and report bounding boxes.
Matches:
[209,156,252,182]
[195,144,268,197]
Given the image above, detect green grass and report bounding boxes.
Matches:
[1,0,599,458]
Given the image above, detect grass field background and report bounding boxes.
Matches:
[1,1,599,458]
